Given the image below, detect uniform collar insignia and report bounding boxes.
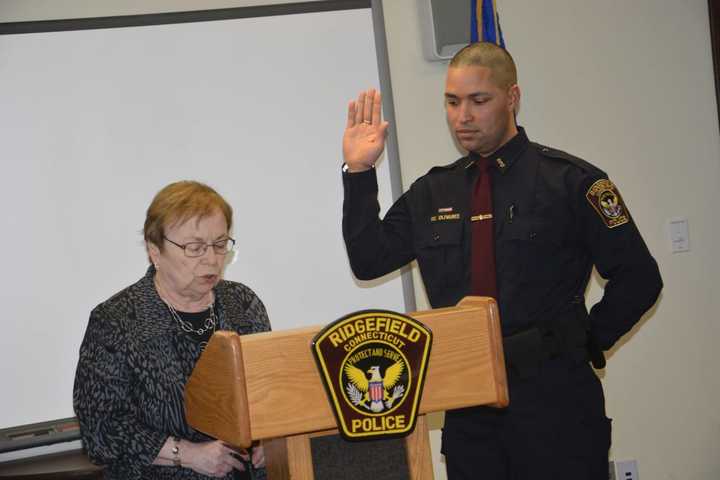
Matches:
[478,127,529,175]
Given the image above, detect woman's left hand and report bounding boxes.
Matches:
[251,445,265,469]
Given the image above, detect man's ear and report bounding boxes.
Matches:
[508,84,521,115]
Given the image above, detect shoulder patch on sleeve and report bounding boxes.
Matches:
[585,179,630,228]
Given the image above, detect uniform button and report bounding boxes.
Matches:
[529,232,537,239]
[433,233,440,241]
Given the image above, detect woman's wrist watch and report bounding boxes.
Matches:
[342,163,374,173]
[171,437,182,467]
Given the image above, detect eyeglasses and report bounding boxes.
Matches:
[163,236,236,258]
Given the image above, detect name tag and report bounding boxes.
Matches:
[430,213,460,222]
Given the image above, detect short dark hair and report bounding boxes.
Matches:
[449,42,517,89]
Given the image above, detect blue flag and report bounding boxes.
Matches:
[471,0,506,48]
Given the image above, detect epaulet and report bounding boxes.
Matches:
[426,156,470,175]
[532,142,604,176]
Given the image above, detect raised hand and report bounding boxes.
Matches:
[342,88,389,172]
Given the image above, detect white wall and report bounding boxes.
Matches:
[3,1,719,478]
[0,5,407,432]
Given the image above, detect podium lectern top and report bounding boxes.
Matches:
[185,296,507,449]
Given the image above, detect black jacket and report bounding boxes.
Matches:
[73,266,270,479]
[342,128,662,351]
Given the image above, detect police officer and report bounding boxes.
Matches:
[340,42,662,480]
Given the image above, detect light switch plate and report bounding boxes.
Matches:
[613,459,639,480]
[667,217,690,253]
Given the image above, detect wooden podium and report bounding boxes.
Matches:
[184,297,508,479]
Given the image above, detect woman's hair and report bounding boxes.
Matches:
[143,180,233,251]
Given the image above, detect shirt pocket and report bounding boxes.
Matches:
[419,219,463,247]
[528,221,566,248]
[415,219,465,293]
[500,219,566,281]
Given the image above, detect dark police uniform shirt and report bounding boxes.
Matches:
[342,128,662,352]
[73,266,270,480]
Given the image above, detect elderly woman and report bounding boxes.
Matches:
[74,181,269,479]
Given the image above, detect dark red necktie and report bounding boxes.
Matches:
[471,157,497,299]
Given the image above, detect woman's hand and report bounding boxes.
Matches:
[251,445,265,469]
[232,444,265,469]
[182,439,246,477]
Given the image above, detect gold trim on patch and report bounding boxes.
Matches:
[585,179,629,228]
[471,213,493,222]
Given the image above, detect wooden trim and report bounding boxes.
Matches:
[263,438,289,480]
[266,421,433,480]
[184,333,252,448]
[286,435,315,479]
[404,415,434,480]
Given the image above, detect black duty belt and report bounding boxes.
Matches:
[503,322,605,378]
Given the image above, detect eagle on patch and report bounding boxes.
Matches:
[585,178,630,228]
[344,361,406,413]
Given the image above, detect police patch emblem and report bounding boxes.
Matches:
[312,311,432,441]
[585,179,629,228]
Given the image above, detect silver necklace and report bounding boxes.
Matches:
[154,278,217,348]
[161,298,217,350]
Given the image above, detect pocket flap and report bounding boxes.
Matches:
[418,220,463,247]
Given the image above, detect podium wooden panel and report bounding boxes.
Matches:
[185,297,507,479]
